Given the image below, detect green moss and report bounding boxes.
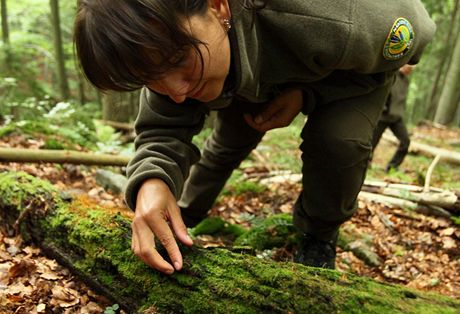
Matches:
[234,213,297,249]
[190,217,226,236]
[219,170,267,197]
[2,171,460,314]
[0,171,59,210]
[190,216,246,238]
[452,216,460,226]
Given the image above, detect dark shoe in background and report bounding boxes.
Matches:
[294,232,338,269]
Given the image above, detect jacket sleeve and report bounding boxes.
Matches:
[337,0,436,72]
[124,88,207,210]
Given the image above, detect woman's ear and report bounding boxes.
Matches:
[210,0,231,20]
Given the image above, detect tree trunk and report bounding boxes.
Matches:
[1,0,11,71]
[1,0,9,45]
[1,171,459,314]
[77,69,86,106]
[102,91,139,123]
[434,29,460,125]
[426,0,460,120]
[0,147,130,166]
[49,0,70,100]
[362,181,460,214]
[383,133,460,165]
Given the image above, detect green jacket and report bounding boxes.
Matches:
[125,0,435,210]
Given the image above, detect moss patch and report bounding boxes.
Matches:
[1,171,459,314]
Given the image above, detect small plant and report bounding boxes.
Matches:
[93,120,123,154]
[104,303,120,314]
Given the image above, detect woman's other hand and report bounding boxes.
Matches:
[131,178,193,274]
[244,88,303,133]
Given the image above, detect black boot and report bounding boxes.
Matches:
[294,232,338,269]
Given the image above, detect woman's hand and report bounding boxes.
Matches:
[244,88,303,133]
[131,178,193,274]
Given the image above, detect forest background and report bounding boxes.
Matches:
[1,0,460,127]
[1,0,460,313]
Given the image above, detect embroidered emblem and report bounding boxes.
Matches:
[383,18,414,60]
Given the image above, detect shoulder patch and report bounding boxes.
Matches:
[383,18,414,61]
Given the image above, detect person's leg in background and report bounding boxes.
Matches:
[386,118,410,172]
[371,120,389,151]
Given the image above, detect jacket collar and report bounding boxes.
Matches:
[228,0,267,103]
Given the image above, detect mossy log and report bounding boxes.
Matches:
[1,172,459,314]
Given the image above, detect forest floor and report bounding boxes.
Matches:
[0,124,459,313]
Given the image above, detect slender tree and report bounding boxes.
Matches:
[434,34,460,125]
[49,0,70,100]
[1,0,12,72]
[102,91,139,123]
[1,0,9,45]
[426,0,459,120]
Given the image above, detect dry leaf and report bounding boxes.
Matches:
[439,228,455,237]
[39,272,61,281]
[22,246,41,256]
[8,260,36,281]
[441,237,456,250]
[37,303,46,313]
[52,285,79,302]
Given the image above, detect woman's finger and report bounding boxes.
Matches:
[132,216,175,274]
[145,213,184,271]
[168,204,193,247]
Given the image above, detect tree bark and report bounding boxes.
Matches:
[1,0,11,71]
[434,27,460,125]
[1,0,9,45]
[0,147,130,166]
[1,172,459,313]
[426,0,460,120]
[358,191,452,218]
[49,0,70,100]
[102,91,139,123]
[362,181,459,214]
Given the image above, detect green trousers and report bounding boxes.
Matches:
[179,71,394,241]
[371,115,411,170]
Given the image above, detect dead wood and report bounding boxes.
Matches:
[362,180,459,214]
[0,147,130,166]
[358,191,452,218]
[1,172,459,314]
[383,133,460,165]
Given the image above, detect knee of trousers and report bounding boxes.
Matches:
[298,132,372,221]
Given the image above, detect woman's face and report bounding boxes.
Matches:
[147,4,231,104]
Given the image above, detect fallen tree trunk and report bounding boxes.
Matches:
[358,191,452,218]
[362,181,460,214]
[1,172,459,314]
[0,147,130,166]
[383,133,460,165]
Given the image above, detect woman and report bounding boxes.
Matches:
[74,0,435,274]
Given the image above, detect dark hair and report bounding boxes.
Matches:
[74,0,209,92]
[74,0,267,92]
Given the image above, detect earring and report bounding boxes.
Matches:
[223,18,232,32]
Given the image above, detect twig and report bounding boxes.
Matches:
[13,202,34,234]
[251,149,276,172]
[424,154,442,193]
